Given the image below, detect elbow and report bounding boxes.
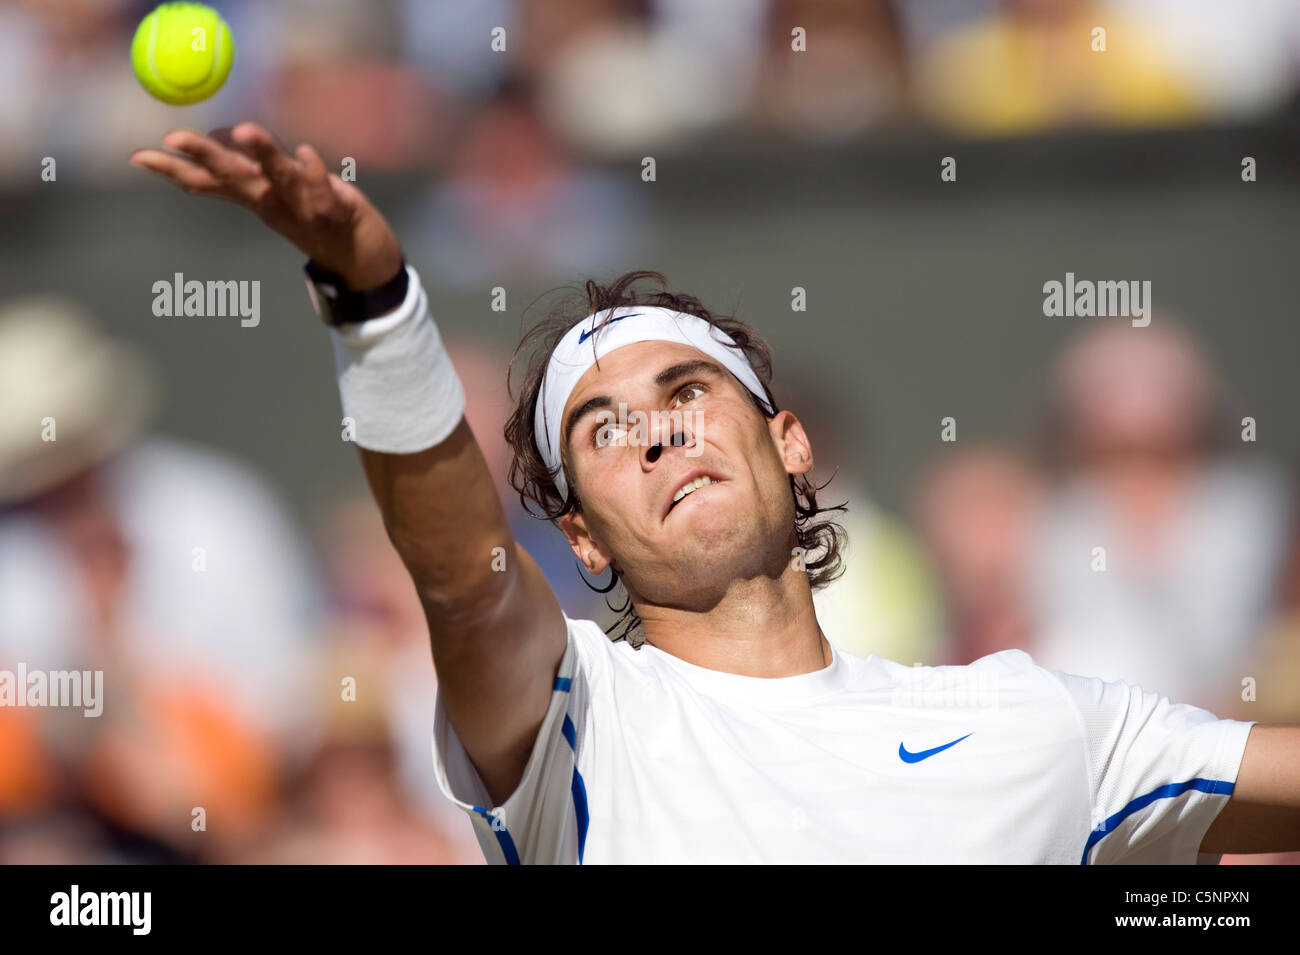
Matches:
[417,546,521,640]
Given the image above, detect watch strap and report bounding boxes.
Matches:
[304,258,409,326]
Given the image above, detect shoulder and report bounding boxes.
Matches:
[966,647,1084,695]
[876,647,1089,723]
[966,647,1101,715]
[972,650,1220,744]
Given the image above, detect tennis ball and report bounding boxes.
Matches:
[131,2,235,106]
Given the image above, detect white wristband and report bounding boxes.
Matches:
[329,265,466,452]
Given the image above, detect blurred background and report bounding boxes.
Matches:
[1,0,1299,864]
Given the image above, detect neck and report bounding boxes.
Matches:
[634,564,831,678]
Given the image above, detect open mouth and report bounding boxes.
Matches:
[666,473,723,517]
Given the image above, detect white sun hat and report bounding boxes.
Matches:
[0,296,157,505]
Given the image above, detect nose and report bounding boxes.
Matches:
[645,429,691,464]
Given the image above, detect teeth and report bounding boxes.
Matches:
[672,475,714,505]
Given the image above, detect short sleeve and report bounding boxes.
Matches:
[1046,668,1256,864]
[431,616,591,865]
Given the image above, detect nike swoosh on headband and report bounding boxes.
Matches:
[898,734,972,763]
[578,313,641,344]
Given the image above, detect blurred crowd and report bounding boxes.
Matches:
[4,0,1300,184]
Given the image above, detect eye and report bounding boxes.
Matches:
[591,422,625,449]
[674,383,705,405]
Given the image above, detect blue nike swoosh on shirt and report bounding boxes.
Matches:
[898,733,972,763]
[577,313,641,344]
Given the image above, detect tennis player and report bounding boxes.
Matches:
[131,123,1300,864]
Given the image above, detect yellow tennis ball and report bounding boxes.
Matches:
[131,2,235,106]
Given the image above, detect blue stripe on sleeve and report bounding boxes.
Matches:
[468,684,585,864]
[571,768,589,864]
[471,805,521,865]
[559,713,588,863]
[1080,777,1235,865]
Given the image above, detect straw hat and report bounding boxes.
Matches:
[0,296,156,505]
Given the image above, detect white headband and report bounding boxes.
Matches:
[534,306,775,500]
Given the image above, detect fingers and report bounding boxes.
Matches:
[208,126,250,152]
[164,128,261,181]
[130,127,262,200]
[129,149,222,194]
[131,122,347,232]
[232,122,299,191]
[229,122,334,221]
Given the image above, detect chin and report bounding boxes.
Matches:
[670,511,763,568]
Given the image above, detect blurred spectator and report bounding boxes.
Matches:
[913,0,1203,137]
[910,444,1047,665]
[79,666,279,856]
[401,79,648,288]
[530,0,764,157]
[511,0,631,92]
[395,0,515,101]
[235,692,464,864]
[753,0,909,143]
[1108,0,1300,119]
[262,0,448,170]
[1026,317,1294,712]
[0,295,322,858]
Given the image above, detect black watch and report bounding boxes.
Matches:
[303,258,409,327]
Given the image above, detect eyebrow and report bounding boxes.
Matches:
[562,359,727,450]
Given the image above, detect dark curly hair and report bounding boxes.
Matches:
[503,270,847,647]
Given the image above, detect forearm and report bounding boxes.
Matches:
[358,421,516,616]
[331,267,516,618]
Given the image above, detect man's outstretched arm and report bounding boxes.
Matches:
[356,422,567,806]
[131,123,567,807]
[1200,723,1300,854]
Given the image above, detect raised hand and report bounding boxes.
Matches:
[130,122,403,291]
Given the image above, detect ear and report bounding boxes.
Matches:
[768,410,814,478]
[559,509,616,575]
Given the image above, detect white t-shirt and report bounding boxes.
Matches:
[432,613,1255,864]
